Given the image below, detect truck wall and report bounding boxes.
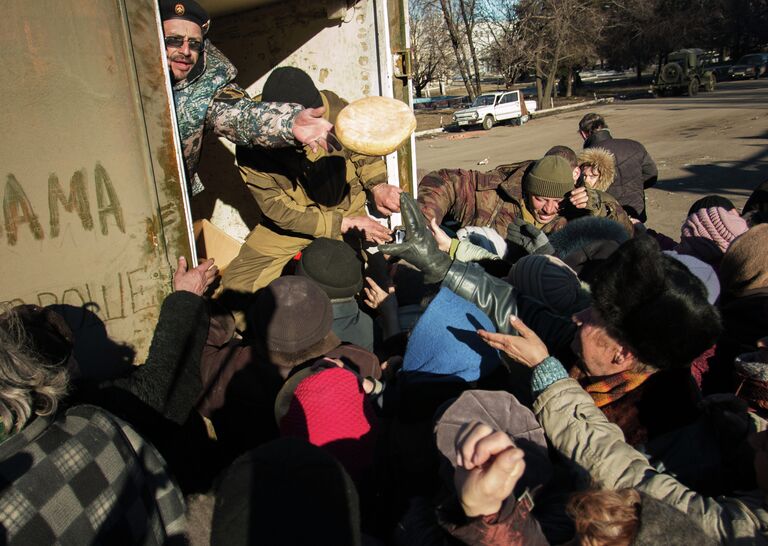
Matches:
[1,0,192,368]
[191,0,400,240]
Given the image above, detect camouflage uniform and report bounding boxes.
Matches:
[418,161,529,237]
[418,161,633,236]
[173,41,302,195]
[220,90,387,299]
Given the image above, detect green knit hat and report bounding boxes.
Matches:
[523,156,574,198]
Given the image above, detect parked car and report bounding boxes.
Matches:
[450,90,537,130]
[728,53,768,79]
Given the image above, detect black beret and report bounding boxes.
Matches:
[159,0,210,33]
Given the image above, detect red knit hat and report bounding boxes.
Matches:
[278,367,378,479]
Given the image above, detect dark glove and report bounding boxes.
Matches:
[505,218,554,256]
[378,193,452,284]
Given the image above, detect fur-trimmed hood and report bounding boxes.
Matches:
[578,147,616,191]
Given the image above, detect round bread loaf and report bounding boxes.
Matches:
[335,96,417,156]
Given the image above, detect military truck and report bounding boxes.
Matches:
[1,0,413,364]
[652,49,717,97]
[651,49,717,97]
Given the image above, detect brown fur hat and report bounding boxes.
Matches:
[578,147,616,191]
[591,235,722,370]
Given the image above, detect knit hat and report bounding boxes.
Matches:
[159,0,210,32]
[522,156,575,198]
[261,67,323,109]
[679,206,748,255]
[592,235,722,370]
[719,224,768,299]
[577,147,616,192]
[687,195,736,216]
[295,238,364,299]
[507,255,591,315]
[277,366,378,480]
[402,287,500,382]
[250,276,340,368]
[211,437,361,546]
[435,390,552,497]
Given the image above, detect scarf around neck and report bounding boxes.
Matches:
[575,368,654,408]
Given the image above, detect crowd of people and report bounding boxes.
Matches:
[2,1,768,544]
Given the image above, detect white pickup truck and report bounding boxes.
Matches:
[450,90,538,130]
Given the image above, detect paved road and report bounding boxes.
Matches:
[415,79,768,235]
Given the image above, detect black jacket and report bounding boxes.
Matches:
[584,129,657,221]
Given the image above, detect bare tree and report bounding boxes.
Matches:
[516,0,602,109]
[482,1,534,88]
[458,0,483,95]
[437,0,480,99]
[410,0,450,97]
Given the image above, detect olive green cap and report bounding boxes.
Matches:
[523,156,574,198]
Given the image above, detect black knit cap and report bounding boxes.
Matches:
[296,238,363,299]
[261,67,323,109]
[591,235,722,370]
[159,0,210,33]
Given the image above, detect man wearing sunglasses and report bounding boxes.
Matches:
[160,0,334,195]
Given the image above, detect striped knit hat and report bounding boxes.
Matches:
[680,206,748,254]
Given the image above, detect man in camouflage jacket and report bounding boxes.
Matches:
[161,0,333,195]
[418,146,633,238]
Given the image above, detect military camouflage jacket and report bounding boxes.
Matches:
[172,41,302,195]
[418,162,532,238]
[418,161,633,236]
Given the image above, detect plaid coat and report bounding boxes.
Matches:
[0,405,187,545]
[173,42,301,195]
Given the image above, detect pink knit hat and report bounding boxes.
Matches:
[278,366,378,479]
[680,206,748,254]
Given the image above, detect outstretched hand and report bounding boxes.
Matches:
[477,315,549,367]
[292,107,340,153]
[453,422,526,517]
[173,256,218,296]
[378,192,452,284]
[428,217,453,253]
[371,183,402,216]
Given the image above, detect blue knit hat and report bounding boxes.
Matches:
[403,288,499,382]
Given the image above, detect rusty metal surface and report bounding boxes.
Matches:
[0,0,191,363]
